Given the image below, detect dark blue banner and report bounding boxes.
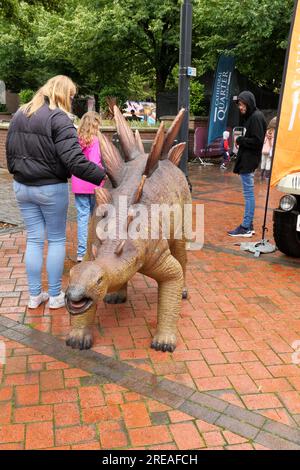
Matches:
[207,54,235,145]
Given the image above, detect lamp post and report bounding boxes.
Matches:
[177,0,193,180]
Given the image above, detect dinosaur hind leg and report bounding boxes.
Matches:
[142,254,183,352]
[170,239,188,299]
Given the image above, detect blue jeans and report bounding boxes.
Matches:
[13,181,69,296]
[240,173,255,229]
[75,194,95,258]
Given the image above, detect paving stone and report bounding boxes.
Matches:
[0,317,16,328]
[0,292,20,298]
[2,330,25,342]
[179,400,220,424]
[216,415,260,441]
[262,420,300,445]
[159,379,195,399]
[255,431,300,450]
[225,404,266,428]
[149,387,185,409]
[190,392,228,413]
[80,375,110,386]
[150,412,170,426]
[10,324,32,334]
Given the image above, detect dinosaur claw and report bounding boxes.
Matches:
[66,328,93,350]
[182,288,188,300]
[151,341,164,352]
[151,332,177,353]
[104,293,127,304]
[151,341,176,353]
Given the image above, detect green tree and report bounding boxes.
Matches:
[0,0,61,21]
[0,0,296,104]
[193,0,295,90]
[0,2,65,92]
[33,0,181,101]
[97,0,182,100]
[190,80,206,116]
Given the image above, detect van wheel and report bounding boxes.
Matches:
[273,217,300,257]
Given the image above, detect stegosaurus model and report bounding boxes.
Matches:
[65,106,192,352]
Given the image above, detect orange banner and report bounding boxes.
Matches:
[271,0,300,187]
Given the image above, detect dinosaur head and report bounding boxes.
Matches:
[65,261,109,315]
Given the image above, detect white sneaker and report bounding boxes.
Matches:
[77,256,83,262]
[49,291,65,309]
[28,292,49,309]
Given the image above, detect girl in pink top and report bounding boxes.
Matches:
[72,112,105,261]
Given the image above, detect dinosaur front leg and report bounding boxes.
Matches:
[104,283,127,304]
[170,239,188,299]
[143,254,183,352]
[66,306,96,350]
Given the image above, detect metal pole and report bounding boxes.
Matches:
[178,0,193,177]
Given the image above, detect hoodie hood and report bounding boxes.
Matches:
[237,91,257,115]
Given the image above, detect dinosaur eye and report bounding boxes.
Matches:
[97,276,103,286]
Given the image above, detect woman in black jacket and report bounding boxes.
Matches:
[6,75,106,309]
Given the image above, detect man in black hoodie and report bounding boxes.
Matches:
[228,91,267,237]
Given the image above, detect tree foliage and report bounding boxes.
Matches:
[193,0,295,89]
[0,0,61,20]
[0,0,296,103]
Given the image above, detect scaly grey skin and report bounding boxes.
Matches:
[65,107,192,352]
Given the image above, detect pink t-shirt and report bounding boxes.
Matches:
[71,137,105,194]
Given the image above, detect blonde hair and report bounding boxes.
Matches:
[77,111,102,147]
[20,75,77,117]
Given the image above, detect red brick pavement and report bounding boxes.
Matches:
[1,164,300,448]
[0,336,266,450]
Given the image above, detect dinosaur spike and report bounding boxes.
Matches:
[168,142,186,167]
[126,207,136,230]
[127,214,134,230]
[114,105,138,161]
[135,129,145,154]
[133,175,147,204]
[91,243,99,260]
[161,108,186,159]
[144,122,165,177]
[114,240,126,256]
[106,96,117,120]
[98,132,125,187]
[94,187,112,207]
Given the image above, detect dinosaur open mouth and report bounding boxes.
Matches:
[66,296,94,316]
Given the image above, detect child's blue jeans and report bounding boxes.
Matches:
[75,194,95,258]
[13,181,69,296]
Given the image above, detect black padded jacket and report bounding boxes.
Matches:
[6,103,106,186]
[233,91,267,175]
